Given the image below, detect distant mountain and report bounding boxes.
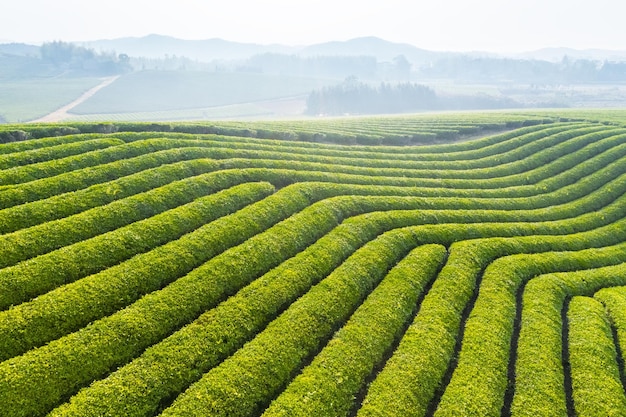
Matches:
[78,35,448,65]
[79,34,299,61]
[0,44,58,79]
[5,34,626,64]
[298,36,442,64]
[0,43,39,57]
[53,35,626,66]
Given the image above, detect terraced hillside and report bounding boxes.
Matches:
[1,113,626,416]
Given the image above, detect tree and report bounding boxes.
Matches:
[305,79,437,115]
[40,41,76,66]
[393,55,412,81]
[40,41,130,75]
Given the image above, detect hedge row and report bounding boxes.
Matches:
[0,132,622,228]
[0,168,281,270]
[6,161,626,352]
[357,211,626,416]
[0,124,618,214]
[0,133,111,155]
[97,122,559,156]
[41,181,624,414]
[156,123,593,166]
[0,124,605,190]
[0,155,220,231]
[209,128,626,184]
[233,129,626,191]
[0,183,356,417]
[568,296,626,416]
[0,138,126,169]
[595,287,626,405]
[57,117,553,149]
[243,121,566,155]
[0,121,623,416]
[119,127,501,161]
[144,127,621,177]
[0,125,82,141]
[0,182,333,364]
[158,230,427,417]
[434,241,626,416]
[358,237,514,416]
[261,244,447,417]
[47,199,391,416]
[251,120,556,153]
[0,181,274,312]
[0,144,609,233]
[188,132,626,197]
[215,138,626,202]
[48,212,442,417]
[44,169,626,417]
[596,286,626,353]
[0,137,230,185]
[0,183,580,417]
[163,211,626,417]
[222,116,551,146]
[511,263,626,416]
[0,125,565,184]
[4,129,624,242]
[1,181,536,363]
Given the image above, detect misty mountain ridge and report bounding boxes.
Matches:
[3,35,626,65]
[0,43,40,57]
[297,37,442,64]
[79,34,298,61]
[77,35,438,64]
[77,35,626,64]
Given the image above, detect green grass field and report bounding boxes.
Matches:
[63,97,306,122]
[0,71,334,123]
[69,71,334,114]
[0,77,103,123]
[0,112,625,416]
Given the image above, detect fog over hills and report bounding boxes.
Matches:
[297,37,442,64]
[75,35,626,64]
[3,34,626,123]
[80,34,297,62]
[3,34,626,65]
[0,43,40,57]
[79,35,439,63]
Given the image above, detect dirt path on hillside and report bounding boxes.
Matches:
[30,75,120,123]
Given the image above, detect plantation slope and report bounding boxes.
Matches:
[0,114,624,417]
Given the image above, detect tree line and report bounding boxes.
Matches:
[40,41,131,75]
[305,78,527,115]
[305,78,438,115]
[420,55,626,84]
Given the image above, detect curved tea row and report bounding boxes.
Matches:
[0,116,624,416]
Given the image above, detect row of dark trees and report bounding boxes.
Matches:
[305,77,533,115]
[420,56,626,84]
[305,78,438,115]
[244,53,626,85]
[40,41,131,75]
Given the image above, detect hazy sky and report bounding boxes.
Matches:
[3,0,626,52]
